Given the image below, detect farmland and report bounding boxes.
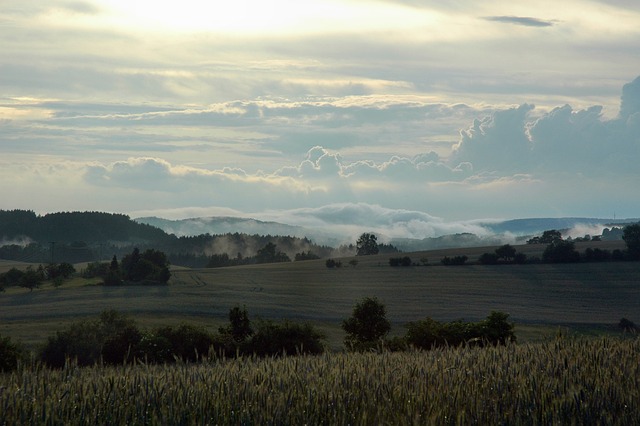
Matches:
[2,240,640,424]
[2,338,639,424]
[1,240,639,349]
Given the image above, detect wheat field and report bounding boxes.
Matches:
[1,337,639,425]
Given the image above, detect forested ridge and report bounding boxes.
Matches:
[0,210,334,266]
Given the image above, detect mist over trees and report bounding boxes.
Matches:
[0,210,334,267]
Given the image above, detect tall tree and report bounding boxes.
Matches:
[342,297,390,351]
[356,233,379,256]
[623,224,640,260]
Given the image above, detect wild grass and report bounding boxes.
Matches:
[1,337,639,425]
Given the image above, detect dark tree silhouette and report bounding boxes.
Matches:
[356,233,379,256]
[342,297,390,351]
[623,224,640,260]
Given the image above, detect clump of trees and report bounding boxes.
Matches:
[527,229,563,245]
[295,251,320,261]
[341,297,516,353]
[0,262,76,292]
[389,256,412,267]
[0,334,24,372]
[325,259,342,268]
[479,244,527,265]
[623,224,640,260]
[441,255,468,266]
[38,307,326,368]
[83,248,171,286]
[405,311,516,348]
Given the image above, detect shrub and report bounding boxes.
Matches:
[82,261,110,278]
[342,297,391,352]
[0,267,25,287]
[543,241,580,263]
[140,325,214,363]
[0,335,24,372]
[481,311,516,345]
[295,251,320,261]
[495,244,516,261]
[40,310,142,368]
[441,255,468,266]
[40,321,103,368]
[389,256,411,267]
[584,248,611,262]
[325,259,342,268]
[513,252,528,264]
[404,312,515,350]
[612,249,626,261]
[249,320,325,356]
[619,318,637,333]
[478,252,499,265]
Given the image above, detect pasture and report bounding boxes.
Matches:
[1,241,639,350]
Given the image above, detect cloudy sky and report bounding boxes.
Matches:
[1,1,640,239]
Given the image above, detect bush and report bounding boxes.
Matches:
[138,324,214,363]
[325,259,342,268]
[619,318,637,333]
[495,244,516,261]
[441,255,468,266]
[0,267,25,287]
[478,252,499,265]
[40,310,142,368]
[249,320,325,356]
[584,248,611,262]
[295,251,320,261]
[40,321,103,368]
[0,335,24,372]
[513,252,528,264]
[481,311,516,345]
[389,256,411,267]
[342,297,391,352]
[543,241,580,263]
[82,261,110,278]
[404,312,515,350]
[612,249,626,261]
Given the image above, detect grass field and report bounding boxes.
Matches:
[1,241,639,350]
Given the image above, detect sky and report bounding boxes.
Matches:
[1,1,640,240]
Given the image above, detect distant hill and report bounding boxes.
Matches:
[136,216,309,238]
[1,210,635,264]
[0,210,168,245]
[137,214,635,252]
[0,210,337,266]
[479,217,637,236]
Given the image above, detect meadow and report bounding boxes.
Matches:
[1,240,638,350]
[1,338,639,424]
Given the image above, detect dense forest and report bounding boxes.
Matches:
[0,210,337,267]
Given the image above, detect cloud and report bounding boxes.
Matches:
[449,76,640,177]
[483,16,555,27]
[451,104,534,172]
[254,203,497,242]
[620,75,640,120]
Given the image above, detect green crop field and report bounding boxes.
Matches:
[2,338,639,424]
[1,241,639,350]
